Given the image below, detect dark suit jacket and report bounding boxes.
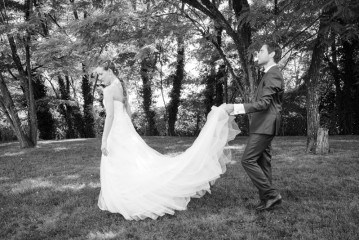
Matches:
[243,66,284,135]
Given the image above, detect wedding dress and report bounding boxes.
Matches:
[98,99,240,221]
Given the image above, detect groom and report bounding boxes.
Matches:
[225,41,284,211]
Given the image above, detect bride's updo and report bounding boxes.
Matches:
[102,60,119,76]
[101,60,130,111]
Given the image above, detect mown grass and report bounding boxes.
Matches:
[1,135,359,240]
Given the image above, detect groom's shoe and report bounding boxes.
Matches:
[255,200,266,211]
[261,194,282,211]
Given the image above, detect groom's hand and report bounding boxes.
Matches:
[225,104,246,115]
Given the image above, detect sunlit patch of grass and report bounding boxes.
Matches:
[4,177,100,194]
[1,135,359,239]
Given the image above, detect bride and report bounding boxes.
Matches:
[96,60,240,221]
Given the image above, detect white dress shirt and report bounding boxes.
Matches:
[230,64,277,115]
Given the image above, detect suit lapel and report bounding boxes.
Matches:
[255,72,267,100]
[254,66,279,100]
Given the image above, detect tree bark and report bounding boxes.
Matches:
[0,73,33,148]
[25,33,38,145]
[7,33,37,147]
[341,40,356,134]
[167,34,185,136]
[327,38,344,134]
[315,127,329,154]
[57,75,85,139]
[213,21,224,106]
[204,63,216,116]
[82,65,96,138]
[24,0,38,145]
[33,75,55,140]
[215,64,226,106]
[305,12,330,153]
[138,2,159,136]
[58,75,74,138]
[140,57,159,136]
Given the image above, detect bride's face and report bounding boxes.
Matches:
[97,67,113,86]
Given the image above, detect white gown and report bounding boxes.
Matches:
[98,101,240,220]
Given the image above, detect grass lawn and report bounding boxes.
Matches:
[1,135,359,240]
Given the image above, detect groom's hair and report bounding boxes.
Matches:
[263,41,282,63]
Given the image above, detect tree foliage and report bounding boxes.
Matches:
[0,0,358,149]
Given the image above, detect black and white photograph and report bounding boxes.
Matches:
[1,0,359,239]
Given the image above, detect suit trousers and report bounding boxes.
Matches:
[241,133,278,200]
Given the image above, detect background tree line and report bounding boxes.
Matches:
[0,0,358,152]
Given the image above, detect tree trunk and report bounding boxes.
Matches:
[215,64,226,106]
[306,83,320,153]
[213,22,225,106]
[57,75,85,138]
[232,0,255,100]
[223,67,228,103]
[305,12,330,153]
[33,75,55,140]
[7,33,37,147]
[140,58,158,136]
[25,31,38,145]
[328,38,344,134]
[0,73,33,148]
[204,63,216,116]
[341,40,356,134]
[167,35,185,136]
[58,76,75,138]
[82,65,96,138]
[315,127,329,154]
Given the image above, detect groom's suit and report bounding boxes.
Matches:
[242,65,284,201]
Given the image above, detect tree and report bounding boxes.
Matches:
[172,0,250,99]
[0,72,32,147]
[0,0,39,147]
[305,13,330,153]
[167,34,185,136]
[324,0,359,134]
[305,0,359,151]
[138,45,159,136]
[33,74,55,140]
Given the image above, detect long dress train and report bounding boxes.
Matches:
[98,101,240,220]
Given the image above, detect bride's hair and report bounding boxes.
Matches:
[102,60,130,113]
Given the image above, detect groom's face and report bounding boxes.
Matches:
[257,45,274,66]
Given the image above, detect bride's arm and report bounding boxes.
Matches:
[101,87,115,156]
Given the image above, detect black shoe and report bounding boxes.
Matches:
[255,200,266,211]
[261,194,282,211]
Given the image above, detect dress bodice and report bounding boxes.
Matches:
[113,101,129,122]
[114,100,125,110]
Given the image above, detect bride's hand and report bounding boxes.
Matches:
[101,142,109,156]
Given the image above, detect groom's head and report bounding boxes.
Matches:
[257,42,282,66]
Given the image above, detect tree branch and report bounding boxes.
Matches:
[283,15,321,48]
[210,38,245,96]
[281,32,317,60]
